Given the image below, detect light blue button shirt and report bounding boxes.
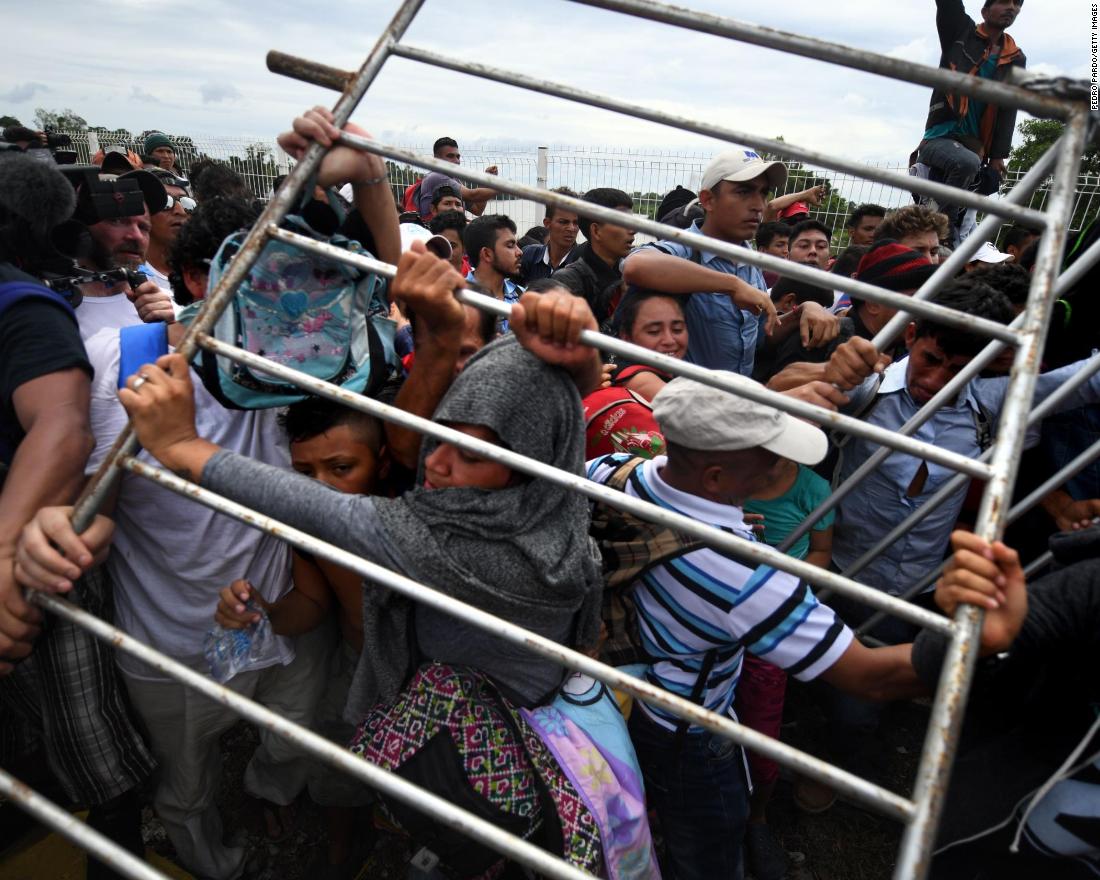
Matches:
[466,270,523,333]
[834,357,1100,595]
[638,221,768,376]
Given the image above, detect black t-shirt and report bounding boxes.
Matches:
[0,266,92,465]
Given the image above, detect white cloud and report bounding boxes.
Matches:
[0,81,49,103]
[200,83,242,104]
[130,85,159,103]
[0,0,1084,167]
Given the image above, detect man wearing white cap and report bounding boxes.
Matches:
[624,149,837,377]
[587,375,1027,880]
[964,240,1014,272]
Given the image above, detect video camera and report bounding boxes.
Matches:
[40,267,148,309]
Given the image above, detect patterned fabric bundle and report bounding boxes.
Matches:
[349,663,603,879]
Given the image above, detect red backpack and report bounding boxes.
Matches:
[582,365,668,460]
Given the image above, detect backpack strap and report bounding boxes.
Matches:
[118,323,170,390]
[0,281,74,321]
[673,648,720,750]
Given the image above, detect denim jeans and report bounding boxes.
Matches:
[629,707,749,880]
[917,136,983,243]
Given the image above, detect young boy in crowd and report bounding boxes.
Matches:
[215,396,385,877]
[738,457,834,879]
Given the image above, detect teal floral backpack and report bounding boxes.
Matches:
[199,200,396,409]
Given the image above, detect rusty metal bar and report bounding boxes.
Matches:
[840,346,1100,598]
[330,132,1024,346]
[265,224,993,482]
[567,0,1075,119]
[194,328,954,636]
[854,432,1100,639]
[301,44,1048,227]
[0,768,169,880]
[895,108,1091,880]
[98,456,916,822]
[67,0,423,533]
[27,592,593,880]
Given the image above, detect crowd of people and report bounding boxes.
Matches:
[3,1,1099,880]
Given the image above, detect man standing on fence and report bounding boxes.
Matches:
[916,0,1026,246]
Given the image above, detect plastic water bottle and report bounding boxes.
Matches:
[203,601,274,683]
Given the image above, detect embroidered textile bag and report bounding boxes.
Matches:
[349,663,603,879]
[200,202,396,409]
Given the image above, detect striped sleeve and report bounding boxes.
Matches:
[721,563,853,682]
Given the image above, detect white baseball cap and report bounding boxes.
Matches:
[971,241,1014,264]
[652,375,827,465]
[701,149,788,193]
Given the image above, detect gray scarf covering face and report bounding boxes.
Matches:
[345,335,603,721]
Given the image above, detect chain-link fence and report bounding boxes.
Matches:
[60,129,1100,246]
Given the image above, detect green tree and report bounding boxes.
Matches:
[1007,119,1100,178]
[1004,119,1100,231]
[0,115,22,129]
[33,107,88,131]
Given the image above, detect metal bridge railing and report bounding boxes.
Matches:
[9,2,1096,879]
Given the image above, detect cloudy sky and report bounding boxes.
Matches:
[1,0,1089,162]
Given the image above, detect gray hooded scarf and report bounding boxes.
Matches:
[345,334,604,720]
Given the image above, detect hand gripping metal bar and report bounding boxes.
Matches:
[855,432,1100,638]
[567,0,1076,120]
[64,0,425,534]
[0,768,169,880]
[30,591,595,880]
[781,146,1098,560]
[894,107,1092,880]
[266,224,992,482]
[269,45,1048,228]
[840,345,1100,600]
[105,456,915,823]
[195,325,954,637]
[327,131,1022,347]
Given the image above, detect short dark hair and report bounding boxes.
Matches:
[614,289,685,337]
[429,210,467,236]
[756,221,792,250]
[191,162,252,203]
[168,196,260,304]
[431,184,460,206]
[770,277,832,307]
[279,396,383,451]
[1002,225,1040,252]
[789,219,832,244]
[831,244,869,278]
[956,262,1031,306]
[913,280,1015,358]
[846,203,886,229]
[433,137,458,156]
[544,186,580,221]
[463,214,516,268]
[577,187,633,241]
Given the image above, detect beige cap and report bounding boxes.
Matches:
[652,375,828,465]
[701,149,788,193]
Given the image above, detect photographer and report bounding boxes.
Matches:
[0,153,154,877]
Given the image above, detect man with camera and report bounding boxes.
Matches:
[0,152,154,878]
[70,164,178,339]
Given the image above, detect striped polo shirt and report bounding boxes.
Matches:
[587,454,853,733]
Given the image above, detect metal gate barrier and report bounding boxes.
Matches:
[5,2,1097,878]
